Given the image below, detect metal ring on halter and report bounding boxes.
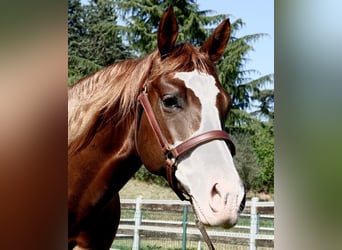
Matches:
[166,151,176,165]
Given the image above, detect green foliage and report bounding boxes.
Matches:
[215,17,274,193]
[252,122,274,192]
[231,122,274,192]
[68,55,102,86]
[232,133,260,191]
[218,18,274,132]
[117,0,225,55]
[68,0,133,85]
[250,75,274,121]
[133,167,169,187]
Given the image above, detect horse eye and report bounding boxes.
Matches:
[162,95,179,110]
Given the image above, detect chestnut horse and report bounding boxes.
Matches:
[68,7,245,250]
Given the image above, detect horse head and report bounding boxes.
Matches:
[136,6,245,228]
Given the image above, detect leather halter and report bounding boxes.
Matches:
[135,86,236,250]
[136,87,236,201]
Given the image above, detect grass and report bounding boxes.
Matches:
[112,239,273,250]
[120,178,274,201]
[119,178,179,200]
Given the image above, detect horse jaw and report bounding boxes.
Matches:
[173,70,245,228]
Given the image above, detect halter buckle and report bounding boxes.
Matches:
[142,84,147,93]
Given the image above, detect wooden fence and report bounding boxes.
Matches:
[113,197,274,250]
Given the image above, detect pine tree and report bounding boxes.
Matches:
[116,0,225,56]
[68,0,95,85]
[68,0,132,85]
[216,18,274,192]
[217,18,274,133]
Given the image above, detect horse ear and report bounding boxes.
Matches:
[157,6,178,59]
[200,19,231,63]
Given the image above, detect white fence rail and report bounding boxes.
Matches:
[115,197,274,250]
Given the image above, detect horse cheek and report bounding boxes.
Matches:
[137,115,166,176]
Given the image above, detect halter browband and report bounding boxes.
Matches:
[136,89,236,201]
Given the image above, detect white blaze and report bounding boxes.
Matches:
[173,70,244,227]
[175,70,221,132]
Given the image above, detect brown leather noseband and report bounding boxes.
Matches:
[136,87,236,201]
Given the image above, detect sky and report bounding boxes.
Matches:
[196,0,274,79]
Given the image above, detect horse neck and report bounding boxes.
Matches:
[89,113,142,191]
[68,104,142,234]
[69,113,142,205]
[104,115,142,191]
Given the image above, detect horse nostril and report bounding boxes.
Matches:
[239,189,246,213]
[210,183,226,213]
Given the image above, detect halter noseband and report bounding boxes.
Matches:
[136,87,236,201]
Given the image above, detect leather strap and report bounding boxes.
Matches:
[137,92,170,153]
[190,198,216,250]
[138,92,188,200]
[171,130,235,158]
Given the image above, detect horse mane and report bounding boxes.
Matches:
[150,43,213,80]
[68,43,213,154]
